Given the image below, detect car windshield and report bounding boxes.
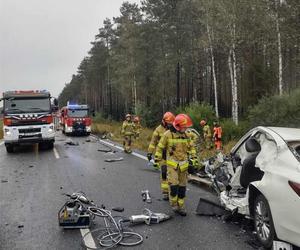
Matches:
[287,141,300,162]
[68,109,88,117]
[4,97,51,114]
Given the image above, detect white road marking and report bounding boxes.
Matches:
[53,147,60,159]
[92,135,148,161]
[80,228,96,249]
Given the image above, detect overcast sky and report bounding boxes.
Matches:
[0,0,140,100]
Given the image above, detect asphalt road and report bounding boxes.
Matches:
[0,133,258,250]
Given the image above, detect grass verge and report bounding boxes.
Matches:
[92,120,236,159]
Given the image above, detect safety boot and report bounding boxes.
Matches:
[171,205,179,213]
[176,207,187,216]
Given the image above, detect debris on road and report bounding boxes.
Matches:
[1,179,8,183]
[97,149,116,153]
[18,225,24,228]
[128,208,171,225]
[104,157,123,162]
[85,139,91,142]
[64,140,79,146]
[196,198,226,216]
[112,207,124,212]
[28,165,34,168]
[141,190,152,203]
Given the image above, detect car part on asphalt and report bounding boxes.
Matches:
[195,198,226,216]
[272,241,293,250]
[111,207,124,213]
[128,208,171,225]
[65,140,79,146]
[98,149,115,153]
[141,190,152,203]
[104,157,123,162]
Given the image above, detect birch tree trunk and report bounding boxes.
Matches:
[207,23,219,118]
[232,44,239,125]
[275,0,283,95]
[228,23,239,125]
[133,73,137,114]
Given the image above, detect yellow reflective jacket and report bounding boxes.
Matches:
[155,130,197,172]
[186,129,200,145]
[203,124,212,138]
[121,120,135,136]
[148,124,167,154]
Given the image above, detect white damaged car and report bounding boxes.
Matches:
[208,127,300,248]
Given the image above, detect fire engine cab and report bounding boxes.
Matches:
[60,104,92,135]
[1,90,56,153]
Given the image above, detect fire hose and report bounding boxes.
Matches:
[83,206,144,249]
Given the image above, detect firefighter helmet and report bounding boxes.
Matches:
[162,112,175,125]
[125,114,131,119]
[173,114,193,131]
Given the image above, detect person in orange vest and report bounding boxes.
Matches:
[213,121,222,150]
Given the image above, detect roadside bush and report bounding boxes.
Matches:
[92,112,106,123]
[221,119,250,143]
[248,89,300,128]
[136,102,171,128]
[177,102,250,144]
[176,102,216,131]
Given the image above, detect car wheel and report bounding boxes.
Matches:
[48,142,54,149]
[6,145,14,153]
[254,194,276,249]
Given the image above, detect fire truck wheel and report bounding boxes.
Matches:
[6,145,14,153]
[86,132,91,136]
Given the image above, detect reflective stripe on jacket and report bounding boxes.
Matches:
[155,130,196,171]
[203,125,211,138]
[121,121,135,136]
[148,124,166,154]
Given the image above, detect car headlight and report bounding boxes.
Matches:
[4,128,11,135]
[48,126,54,132]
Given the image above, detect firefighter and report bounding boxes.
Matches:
[133,116,142,139]
[200,119,212,149]
[213,121,222,150]
[186,128,200,170]
[121,114,135,153]
[155,114,197,216]
[147,112,175,201]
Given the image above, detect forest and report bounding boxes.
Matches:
[58,0,300,127]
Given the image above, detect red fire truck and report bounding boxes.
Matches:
[1,90,57,153]
[60,104,92,135]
